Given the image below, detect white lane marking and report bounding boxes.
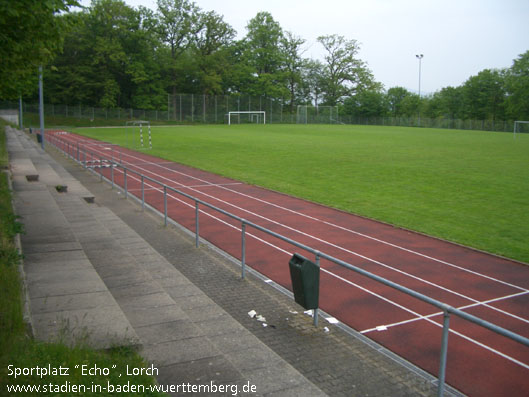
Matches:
[59,133,529,324]
[52,134,529,369]
[362,290,529,334]
[79,135,526,292]
[80,142,529,325]
[324,268,529,370]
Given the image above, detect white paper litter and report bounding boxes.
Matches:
[256,315,266,322]
[326,317,339,324]
[262,323,268,327]
[289,310,298,314]
[376,325,388,331]
[248,310,257,318]
[323,327,330,333]
[304,310,313,317]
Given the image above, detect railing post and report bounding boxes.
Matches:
[241,221,246,279]
[124,168,128,198]
[111,162,114,189]
[314,252,320,327]
[195,201,199,248]
[100,156,103,181]
[76,142,79,162]
[141,175,145,210]
[163,185,167,226]
[438,310,451,397]
[83,148,86,169]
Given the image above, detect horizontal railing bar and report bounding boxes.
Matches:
[55,136,529,349]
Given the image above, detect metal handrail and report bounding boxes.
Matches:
[49,134,529,396]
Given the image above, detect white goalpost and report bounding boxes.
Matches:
[227,111,266,125]
[513,121,529,138]
[296,105,339,124]
[125,120,152,149]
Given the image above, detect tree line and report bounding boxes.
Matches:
[1,0,528,122]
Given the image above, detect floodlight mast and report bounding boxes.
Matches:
[416,54,424,126]
[416,54,424,97]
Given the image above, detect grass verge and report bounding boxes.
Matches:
[0,120,164,396]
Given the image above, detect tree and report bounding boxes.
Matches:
[386,87,411,117]
[299,59,326,106]
[192,10,236,94]
[155,0,202,98]
[45,0,166,109]
[281,31,305,112]
[462,69,506,121]
[317,34,376,106]
[425,86,464,120]
[0,0,79,98]
[400,93,421,117]
[505,50,529,120]
[243,12,287,98]
[342,90,387,119]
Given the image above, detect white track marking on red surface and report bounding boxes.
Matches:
[72,134,527,292]
[322,269,529,369]
[52,133,529,369]
[54,134,529,291]
[362,290,529,334]
[54,134,529,322]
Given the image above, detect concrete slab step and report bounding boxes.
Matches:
[7,127,95,201]
[9,127,326,395]
[7,129,140,350]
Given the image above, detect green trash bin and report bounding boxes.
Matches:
[36,133,42,143]
[289,253,320,310]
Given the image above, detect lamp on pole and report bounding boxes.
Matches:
[415,54,424,126]
[39,65,45,149]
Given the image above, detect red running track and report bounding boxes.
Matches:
[48,131,529,396]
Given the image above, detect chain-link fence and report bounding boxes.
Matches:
[339,115,518,133]
[168,94,293,123]
[0,94,521,132]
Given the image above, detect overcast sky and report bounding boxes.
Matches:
[79,0,529,94]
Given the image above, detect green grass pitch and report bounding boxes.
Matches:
[72,124,529,264]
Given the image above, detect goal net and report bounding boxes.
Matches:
[297,105,339,124]
[227,111,266,125]
[125,120,152,149]
[514,121,529,137]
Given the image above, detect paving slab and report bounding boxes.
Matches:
[9,126,447,396]
[7,127,140,351]
[124,304,189,328]
[31,305,139,349]
[30,291,118,313]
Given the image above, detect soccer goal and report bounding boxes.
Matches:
[297,105,339,124]
[227,111,266,125]
[514,121,529,138]
[125,120,152,149]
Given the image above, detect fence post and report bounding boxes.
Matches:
[99,156,103,181]
[195,201,199,248]
[437,310,451,397]
[163,185,167,226]
[313,252,321,327]
[124,168,128,199]
[111,162,114,189]
[141,175,145,210]
[241,221,246,279]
